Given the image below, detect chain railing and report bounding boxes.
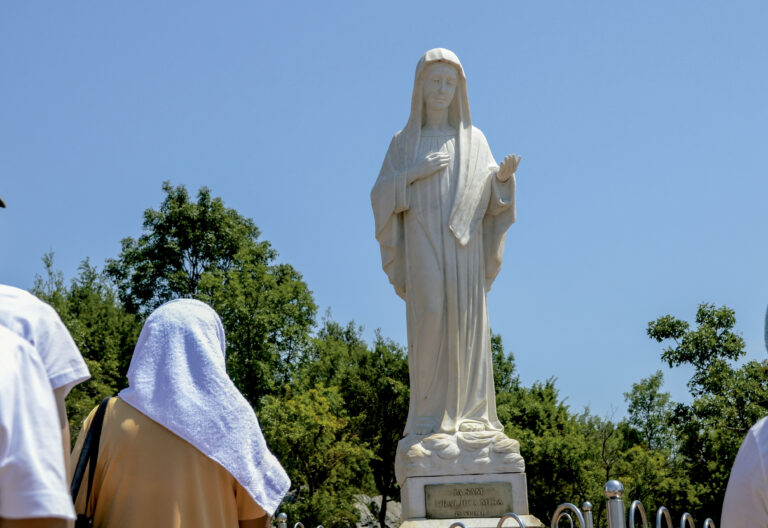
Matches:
[275,478,717,528]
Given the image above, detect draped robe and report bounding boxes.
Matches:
[371,123,516,436]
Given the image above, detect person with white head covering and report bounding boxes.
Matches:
[70,298,289,528]
[371,48,521,437]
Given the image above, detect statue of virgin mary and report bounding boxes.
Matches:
[372,49,524,481]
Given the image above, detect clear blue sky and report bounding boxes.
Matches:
[2,2,767,418]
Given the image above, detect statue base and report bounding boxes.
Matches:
[400,473,544,528]
[396,431,526,485]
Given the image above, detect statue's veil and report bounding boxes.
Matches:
[372,48,515,299]
[401,48,477,246]
[407,48,470,133]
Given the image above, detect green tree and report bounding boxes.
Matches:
[340,332,408,528]
[260,385,372,528]
[611,444,693,518]
[623,371,673,451]
[105,182,316,406]
[647,302,768,519]
[32,253,142,435]
[298,319,409,528]
[499,376,597,523]
[648,303,746,396]
[106,182,269,314]
[492,332,519,394]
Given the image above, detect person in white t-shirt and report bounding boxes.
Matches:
[0,325,76,526]
[721,310,768,526]
[0,284,91,473]
[720,416,768,526]
[0,198,86,525]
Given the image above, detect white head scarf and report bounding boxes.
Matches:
[118,299,290,516]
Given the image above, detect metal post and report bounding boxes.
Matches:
[605,480,626,528]
[449,523,468,528]
[581,502,594,528]
[276,513,287,528]
[702,519,716,528]
[680,513,694,528]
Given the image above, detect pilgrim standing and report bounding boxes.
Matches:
[720,306,768,526]
[0,284,92,473]
[720,416,768,526]
[0,196,89,526]
[70,299,289,528]
[0,318,76,526]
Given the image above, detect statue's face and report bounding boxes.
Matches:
[422,63,458,112]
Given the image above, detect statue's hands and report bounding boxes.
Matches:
[407,152,451,184]
[497,154,521,182]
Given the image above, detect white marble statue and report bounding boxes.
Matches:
[371,48,525,482]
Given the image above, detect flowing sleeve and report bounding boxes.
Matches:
[487,172,516,218]
[372,134,409,217]
[480,133,516,290]
[371,134,408,300]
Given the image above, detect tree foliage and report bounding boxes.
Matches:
[105,182,270,314]
[648,303,746,396]
[501,377,598,522]
[492,332,518,394]
[105,182,316,406]
[296,319,409,528]
[260,385,372,528]
[624,371,673,452]
[32,253,141,435]
[646,302,768,520]
[338,332,409,528]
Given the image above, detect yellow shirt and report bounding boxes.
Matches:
[71,397,266,528]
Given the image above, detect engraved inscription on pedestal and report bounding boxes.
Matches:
[425,482,514,519]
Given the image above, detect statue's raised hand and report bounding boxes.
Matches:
[407,152,451,184]
[497,154,521,182]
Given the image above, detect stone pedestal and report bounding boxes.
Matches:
[400,473,544,528]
